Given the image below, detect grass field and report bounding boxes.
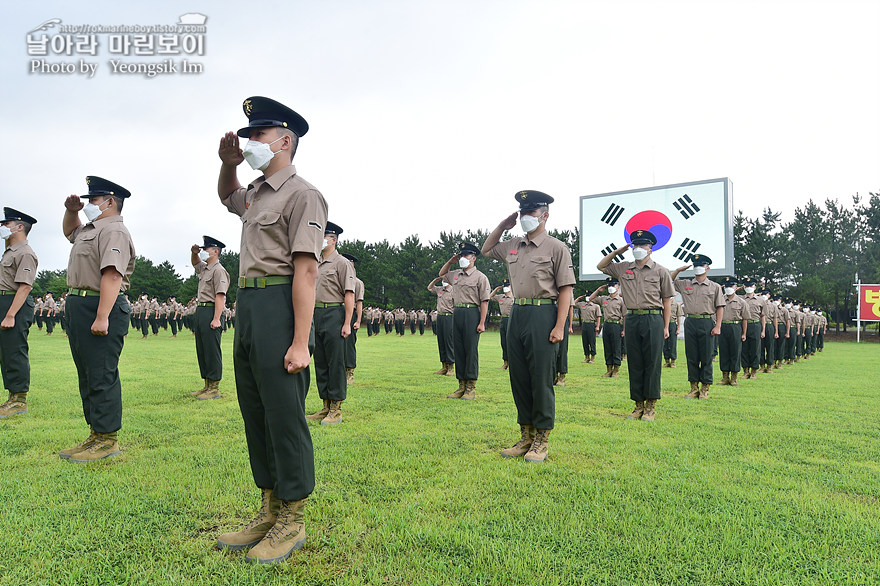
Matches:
[1,326,878,585]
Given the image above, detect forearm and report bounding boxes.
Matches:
[344,291,355,324]
[438,260,453,277]
[481,222,506,255]
[97,269,122,318]
[291,255,317,349]
[597,246,625,270]
[213,293,225,321]
[218,163,241,200]
[63,210,81,239]
[662,297,671,326]
[556,286,572,329]
[355,300,363,323]
[479,300,488,325]
[7,284,32,318]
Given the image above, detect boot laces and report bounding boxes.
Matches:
[265,502,296,544]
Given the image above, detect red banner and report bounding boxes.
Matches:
[859,284,880,321]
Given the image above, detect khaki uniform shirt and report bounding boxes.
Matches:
[407,310,417,322]
[430,310,438,322]
[432,285,454,313]
[743,295,765,322]
[485,232,576,299]
[316,250,355,303]
[195,259,230,303]
[721,295,751,321]
[446,267,491,305]
[222,164,327,277]
[353,278,364,303]
[603,258,674,310]
[576,301,602,323]
[393,309,406,321]
[34,298,43,314]
[44,297,57,314]
[669,300,684,322]
[66,216,135,292]
[674,278,725,315]
[598,295,626,321]
[417,309,427,322]
[491,293,514,317]
[0,240,38,291]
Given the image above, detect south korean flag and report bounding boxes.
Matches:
[579,177,733,280]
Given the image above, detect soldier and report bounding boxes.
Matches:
[212,96,326,564]
[340,252,363,384]
[59,176,135,462]
[365,306,375,337]
[589,279,625,377]
[428,276,455,375]
[553,294,574,387]
[489,280,514,369]
[58,292,68,334]
[717,277,750,386]
[772,294,788,369]
[791,299,804,363]
[483,190,574,462]
[34,294,44,331]
[306,222,354,426]
[598,230,674,422]
[429,309,438,335]
[574,291,601,364]
[738,277,765,379]
[189,236,229,400]
[416,308,427,335]
[802,303,815,358]
[407,308,417,335]
[670,255,724,398]
[439,242,490,400]
[816,309,827,352]
[393,307,405,336]
[42,293,57,335]
[168,296,180,338]
[663,297,683,368]
[0,208,38,420]
[759,287,779,373]
[383,308,393,334]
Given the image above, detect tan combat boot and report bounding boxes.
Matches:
[588,356,595,363]
[500,425,534,458]
[59,428,97,460]
[670,360,676,368]
[216,488,281,551]
[461,380,476,400]
[345,368,355,384]
[446,380,466,399]
[627,401,645,419]
[433,363,448,375]
[664,358,671,368]
[555,373,566,387]
[699,384,709,399]
[321,401,343,425]
[611,365,620,378]
[501,360,509,370]
[190,379,208,396]
[774,360,781,369]
[641,399,656,422]
[306,399,330,420]
[719,372,730,385]
[730,372,739,386]
[602,365,613,377]
[524,429,550,463]
[686,381,699,399]
[445,363,456,377]
[582,356,590,364]
[198,380,221,400]
[69,431,121,463]
[245,498,307,564]
[0,392,27,419]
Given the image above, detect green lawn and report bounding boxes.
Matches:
[1,327,878,585]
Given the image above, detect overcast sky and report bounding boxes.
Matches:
[1,0,877,278]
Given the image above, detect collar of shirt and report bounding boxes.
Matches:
[461,266,475,276]
[320,248,340,265]
[634,257,656,270]
[4,239,28,254]
[88,215,125,229]
[521,231,549,248]
[691,278,711,286]
[249,164,297,192]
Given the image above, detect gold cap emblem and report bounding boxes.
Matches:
[243,99,253,116]
[636,230,643,236]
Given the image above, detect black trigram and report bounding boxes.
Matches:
[672,194,700,219]
[601,243,625,263]
[600,202,625,226]
[673,238,701,261]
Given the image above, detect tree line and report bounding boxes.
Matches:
[29,191,878,331]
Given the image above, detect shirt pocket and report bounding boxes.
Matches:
[74,232,97,255]
[529,255,553,278]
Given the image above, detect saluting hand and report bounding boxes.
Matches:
[499,212,518,231]
[191,244,201,255]
[65,195,83,212]
[677,264,692,272]
[218,131,244,166]
[284,343,310,374]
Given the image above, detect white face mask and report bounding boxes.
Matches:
[458,257,472,269]
[785,303,792,309]
[83,198,110,222]
[242,136,285,171]
[745,286,756,294]
[608,286,618,294]
[0,226,11,240]
[724,287,736,295]
[502,286,510,293]
[520,213,543,234]
[762,294,770,301]
[441,281,449,287]
[632,247,649,261]
[322,238,329,250]
[773,300,781,305]
[198,250,210,261]
[693,265,707,276]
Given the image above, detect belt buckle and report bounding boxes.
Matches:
[238,276,247,288]
[258,277,267,288]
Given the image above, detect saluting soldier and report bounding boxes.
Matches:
[489,280,514,370]
[189,236,229,400]
[598,230,674,422]
[717,277,750,386]
[0,208,38,420]
[428,276,456,375]
[439,242,490,400]
[483,190,574,463]
[213,96,326,564]
[59,176,135,462]
[416,308,427,335]
[44,293,57,335]
[663,297,683,368]
[306,222,354,426]
[739,277,765,379]
[759,287,779,373]
[407,308,417,335]
[393,307,405,336]
[574,291,601,364]
[670,255,724,398]
[589,279,625,377]
[34,295,44,330]
[340,252,363,384]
